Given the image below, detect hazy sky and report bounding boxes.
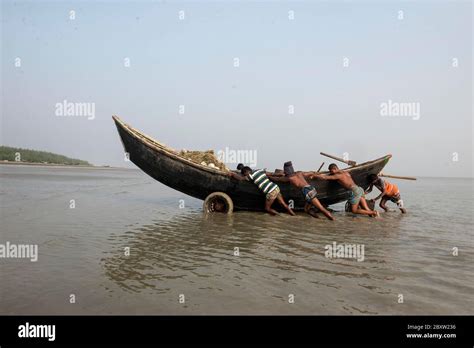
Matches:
[1,0,472,177]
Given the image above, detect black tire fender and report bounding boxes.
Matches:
[203,192,234,214]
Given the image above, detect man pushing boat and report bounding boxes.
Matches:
[270,161,334,220]
[228,164,295,216]
[365,174,406,213]
[316,164,379,217]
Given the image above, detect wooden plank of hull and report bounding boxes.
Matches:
[113,116,392,211]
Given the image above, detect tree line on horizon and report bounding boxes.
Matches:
[0,146,91,165]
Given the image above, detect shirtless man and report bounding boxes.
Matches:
[316,163,379,217]
[271,161,334,220]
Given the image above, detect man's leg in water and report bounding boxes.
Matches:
[304,202,319,218]
[310,198,334,220]
[394,195,407,213]
[351,200,378,217]
[379,196,389,212]
[276,194,296,216]
[360,197,378,215]
[264,196,279,215]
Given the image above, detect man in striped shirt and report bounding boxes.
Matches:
[228,164,295,216]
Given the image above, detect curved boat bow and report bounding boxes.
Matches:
[112,115,392,211]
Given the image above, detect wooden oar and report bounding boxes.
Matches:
[317,162,325,172]
[380,173,417,181]
[320,152,356,166]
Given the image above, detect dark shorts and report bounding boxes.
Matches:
[385,192,404,207]
[302,185,318,203]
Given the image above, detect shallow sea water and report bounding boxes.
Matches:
[1,165,472,314]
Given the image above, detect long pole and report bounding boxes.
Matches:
[380,173,417,181]
[320,152,356,166]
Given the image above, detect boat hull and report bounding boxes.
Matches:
[113,116,391,211]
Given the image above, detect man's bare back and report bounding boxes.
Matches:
[288,172,311,188]
[318,163,378,217]
[326,170,356,189]
[279,161,335,220]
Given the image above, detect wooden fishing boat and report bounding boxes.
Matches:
[112,115,392,212]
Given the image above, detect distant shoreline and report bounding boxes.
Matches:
[0,161,130,170]
[0,161,471,178]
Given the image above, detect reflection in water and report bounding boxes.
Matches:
[103,212,262,293]
[2,166,472,314]
[102,210,413,314]
[101,205,473,314]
